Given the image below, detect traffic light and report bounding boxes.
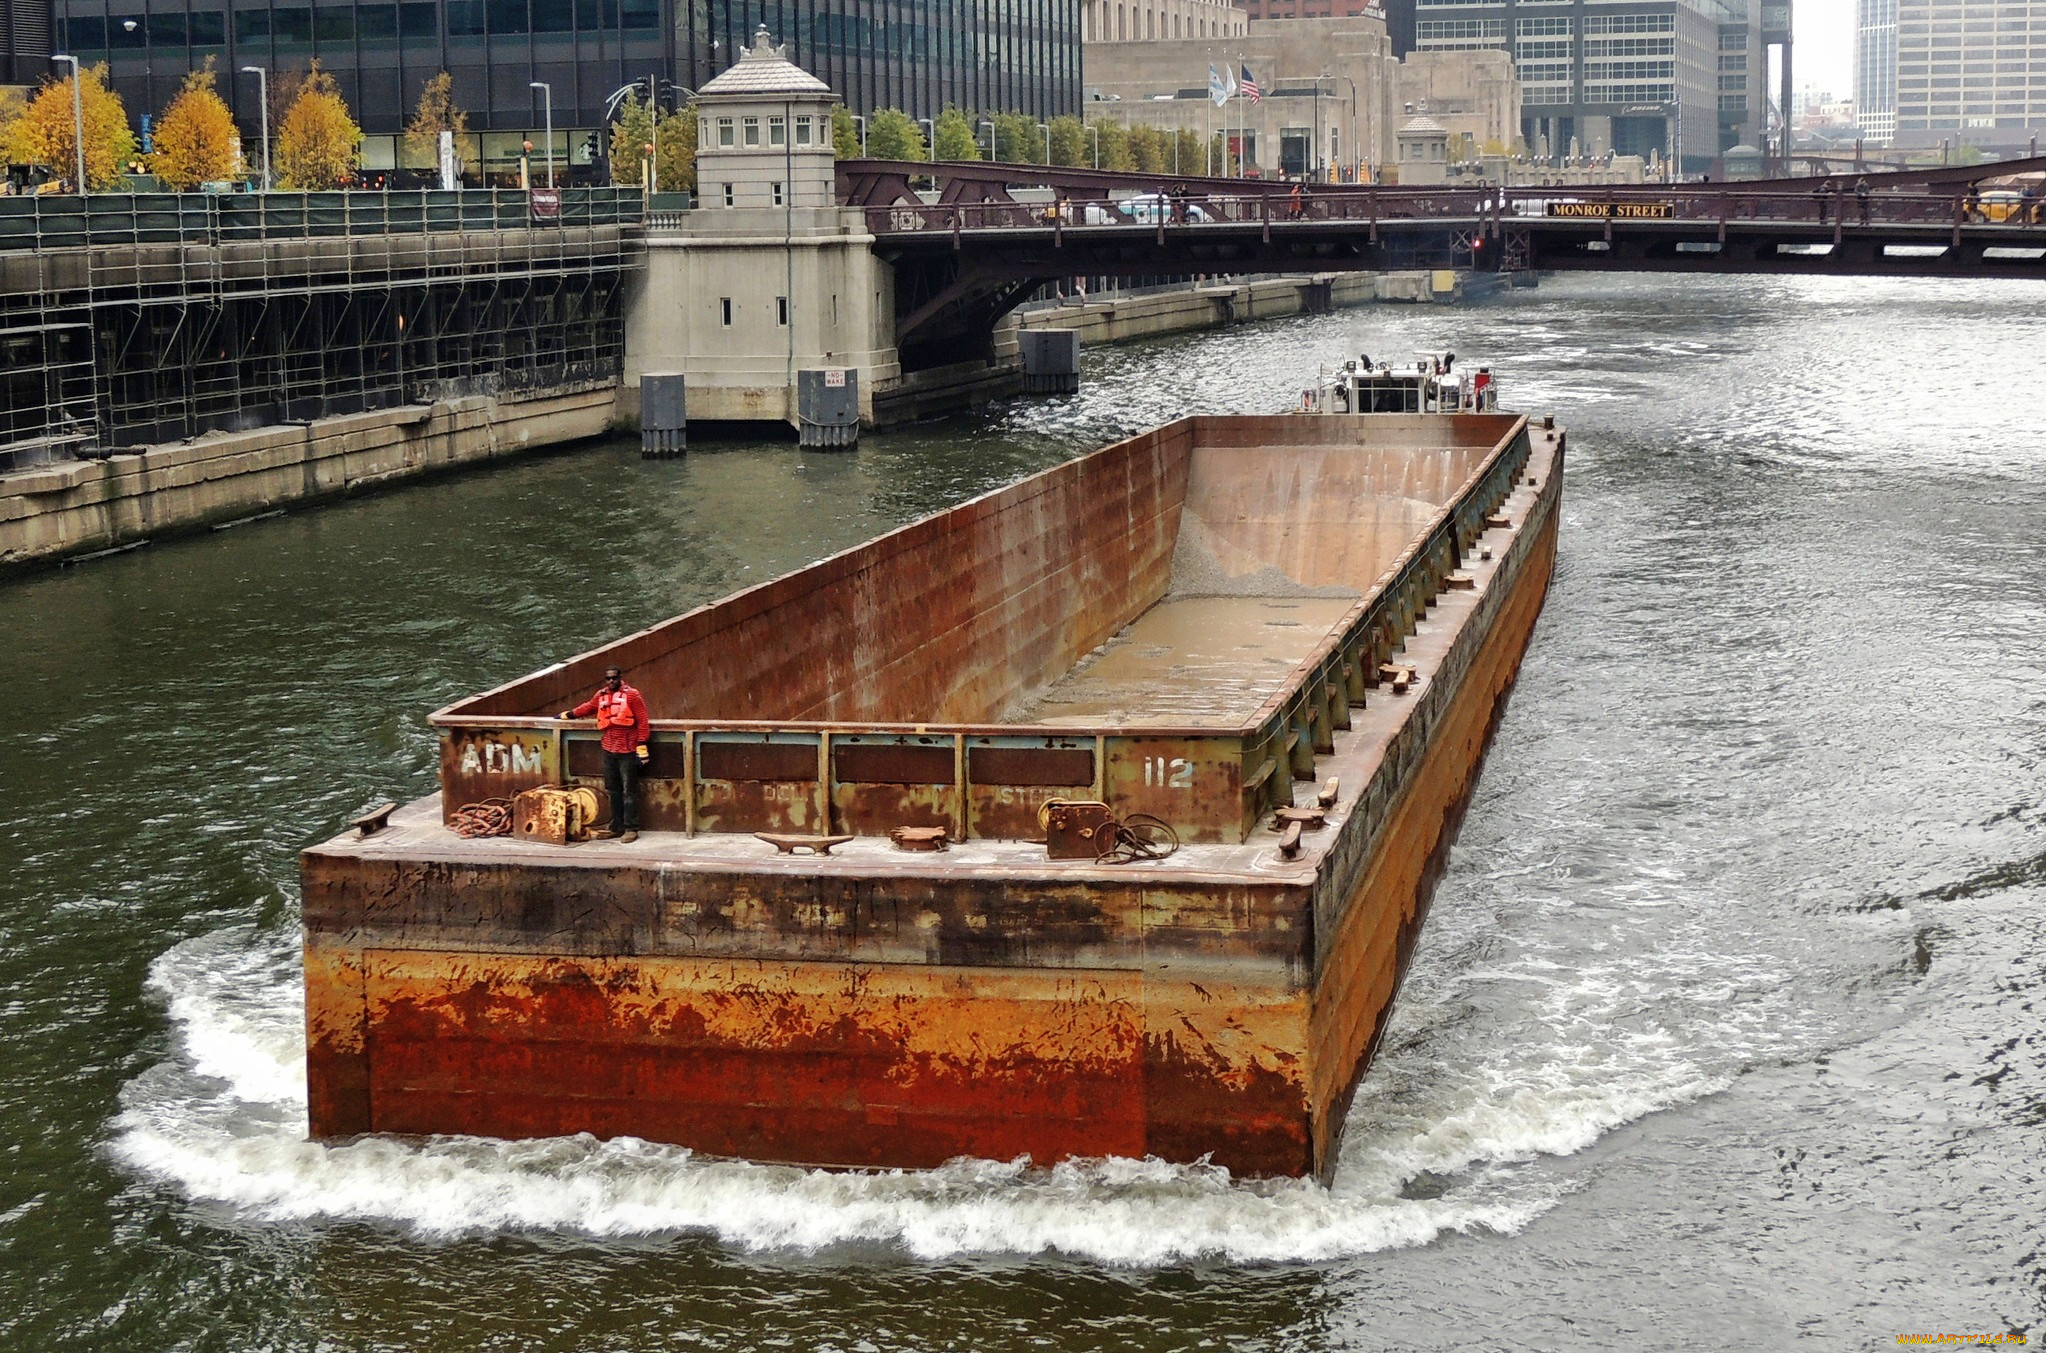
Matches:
[583,132,600,164]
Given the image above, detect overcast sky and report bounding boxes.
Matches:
[1794,0,1857,98]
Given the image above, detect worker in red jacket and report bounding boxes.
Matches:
[560,665,650,842]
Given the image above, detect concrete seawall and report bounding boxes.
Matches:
[1010,269,1488,348]
[0,385,618,574]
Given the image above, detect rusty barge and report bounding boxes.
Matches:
[302,409,1564,1180]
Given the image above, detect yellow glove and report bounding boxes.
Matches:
[635,744,650,763]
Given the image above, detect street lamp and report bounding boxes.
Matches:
[1037,121,1051,164]
[529,81,554,188]
[240,66,271,190]
[853,114,867,156]
[918,117,934,161]
[51,55,85,195]
[978,119,995,160]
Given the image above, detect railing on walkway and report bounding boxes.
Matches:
[861,187,2045,238]
[0,188,647,252]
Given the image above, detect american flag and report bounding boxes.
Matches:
[1240,65,1262,103]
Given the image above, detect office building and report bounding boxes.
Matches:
[1409,0,1789,168]
[1082,0,1245,41]
[4,0,53,83]
[1884,0,2046,150]
[1855,0,1896,142]
[1084,14,1434,177]
[48,0,1082,179]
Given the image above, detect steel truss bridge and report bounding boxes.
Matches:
[840,159,2046,371]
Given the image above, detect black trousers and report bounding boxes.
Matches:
[603,750,640,832]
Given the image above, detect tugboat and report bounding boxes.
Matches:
[1305,352,1498,415]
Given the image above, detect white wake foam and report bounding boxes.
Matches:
[110,918,1771,1264]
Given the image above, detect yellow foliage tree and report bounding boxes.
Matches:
[0,87,27,167]
[606,92,695,191]
[14,63,138,190]
[402,71,469,177]
[274,63,362,190]
[151,61,243,190]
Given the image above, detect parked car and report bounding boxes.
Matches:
[1108,192,1211,224]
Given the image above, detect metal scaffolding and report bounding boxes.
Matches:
[0,189,644,470]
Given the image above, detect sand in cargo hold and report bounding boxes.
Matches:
[1008,510,1376,727]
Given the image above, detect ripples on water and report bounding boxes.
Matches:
[1,275,2042,1349]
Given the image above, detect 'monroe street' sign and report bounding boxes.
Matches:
[1545,201,1677,219]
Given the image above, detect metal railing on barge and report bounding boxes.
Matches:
[430,417,1539,848]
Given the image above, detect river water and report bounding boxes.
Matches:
[2,275,2041,1350]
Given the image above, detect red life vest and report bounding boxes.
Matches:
[594,688,636,729]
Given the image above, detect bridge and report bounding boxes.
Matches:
[840,159,2046,369]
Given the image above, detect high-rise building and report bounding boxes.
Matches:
[4,0,53,82]
[1227,0,1410,57]
[1855,0,1897,143]
[1408,0,1788,168]
[1080,0,1245,42]
[48,0,1081,179]
[1884,0,2046,150]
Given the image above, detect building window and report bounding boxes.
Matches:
[769,115,786,146]
[720,297,733,326]
[718,118,734,148]
[743,116,760,147]
[722,182,734,207]
[776,296,789,326]
[795,116,813,146]
[772,182,784,205]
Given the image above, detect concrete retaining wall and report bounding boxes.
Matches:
[0,385,618,574]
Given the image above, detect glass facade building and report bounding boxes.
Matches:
[47,0,1080,177]
[683,1,1080,125]
[1854,0,1896,142]
[4,0,54,82]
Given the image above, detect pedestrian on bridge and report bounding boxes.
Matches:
[560,666,651,843]
[1813,180,1837,223]
[1854,177,1872,225]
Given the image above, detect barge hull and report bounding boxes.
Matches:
[303,416,1563,1178]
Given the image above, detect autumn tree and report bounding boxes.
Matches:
[274,63,362,190]
[866,108,925,161]
[606,91,694,191]
[149,60,242,189]
[402,71,469,178]
[0,87,27,168]
[831,105,861,158]
[14,62,138,190]
[932,107,980,161]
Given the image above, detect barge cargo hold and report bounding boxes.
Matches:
[301,411,1564,1180]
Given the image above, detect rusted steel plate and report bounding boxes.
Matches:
[834,742,955,785]
[438,728,558,821]
[968,745,1094,786]
[566,737,686,779]
[698,741,817,781]
[323,948,1314,1176]
[1102,737,1245,844]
